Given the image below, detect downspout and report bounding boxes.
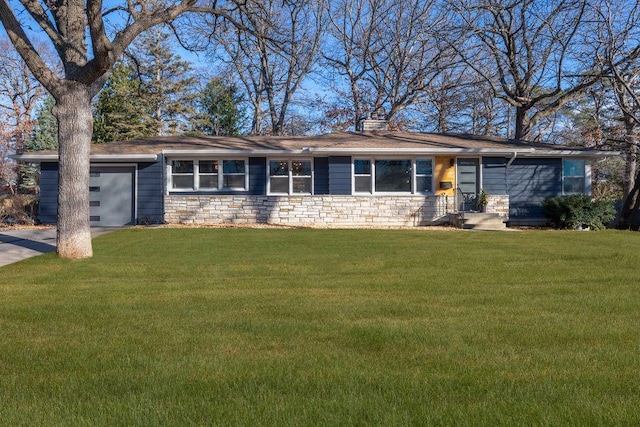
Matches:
[161,152,166,223]
[505,152,517,222]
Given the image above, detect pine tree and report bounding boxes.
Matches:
[25,96,58,151]
[128,28,198,135]
[19,95,58,192]
[92,63,156,143]
[193,78,244,136]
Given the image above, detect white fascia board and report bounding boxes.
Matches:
[12,153,159,162]
[307,147,537,156]
[89,154,158,162]
[163,148,538,156]
[10,154,59,162]
[162,149,310,156]
[519,150,619,158]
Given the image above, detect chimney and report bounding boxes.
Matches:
[360,119,388,132]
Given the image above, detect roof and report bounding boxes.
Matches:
[13,131,614,162]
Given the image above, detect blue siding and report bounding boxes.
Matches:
[482,157,507,194]
[137,162,163,224]
[507,158,562,224]
[37,161,165,225]
[249,157,266,195]
[38,162,58,224]
[329,156,352,195]
[314,157,329,194]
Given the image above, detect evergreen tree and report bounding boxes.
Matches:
[20,95,58,191]
[128,28,198,135]
[93,63,156,143]
[193,78,244,136]
[25,95,58,151]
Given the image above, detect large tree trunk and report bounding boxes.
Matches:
[54,83,93,259]
[618,168,640,230]
[514,106,530,140]
[622,119,638,199]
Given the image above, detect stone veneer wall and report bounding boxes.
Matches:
[486,195,510,220]
[164,195,463,227]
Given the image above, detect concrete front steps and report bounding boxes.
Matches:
[450,212,507,230]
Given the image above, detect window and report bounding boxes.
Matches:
[353,158,433,194]
[170,159,246,191]
[375,160,412,192]
[223,160,246,189]
[199,160,218,189]
[171,160,194,189]
[415,158,433,193]
[292,160,312,193]
[563,159,585,194]
[269,159,313,194]
[354,159,372,193]
[269,160,289,193]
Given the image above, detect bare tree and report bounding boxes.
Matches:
[324,0,454,131]
[367,0,453,121]
[452,0,600,141]
[0,39,47,194]
[590,0,640,228]
[206,0,325,136]
[0,0,243,258]
[415,63,509,135]
[323,0,387,131]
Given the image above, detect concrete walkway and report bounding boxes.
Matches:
[0,227,117,267]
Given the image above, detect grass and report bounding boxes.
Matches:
[0,228,639,426]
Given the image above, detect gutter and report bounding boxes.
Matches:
[162,148,540,157]
[12,147,618,162]
[11,153,159,162]
[161,147,615,157]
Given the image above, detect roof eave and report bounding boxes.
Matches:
[522,150,618,158]
[11,153,159,162]
[162,147,615,157]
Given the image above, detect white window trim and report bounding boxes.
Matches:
[267,158,314,195]
[562,158,587,195]
[353,158,373,194]
[169,158,248,192]
[221,159,250,190]
[352,157,435,195]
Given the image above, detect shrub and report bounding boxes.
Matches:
[542,194,615,230]
[0,194,38,225]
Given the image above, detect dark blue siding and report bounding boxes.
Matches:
[507,158,562,224]
[249,157,266,195]
[314,157,329,194]
[329,156,351,195]
[137,162,163,224]
[38,161,164,225]
[482,157,507,194]
[38,162,58,224]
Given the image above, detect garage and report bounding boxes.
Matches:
[89,166,135,226]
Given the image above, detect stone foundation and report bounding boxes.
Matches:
[486,195,510,220]
[164,195,464,227]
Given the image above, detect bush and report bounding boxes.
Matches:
[0,194,38,225]
[542,195,615,230]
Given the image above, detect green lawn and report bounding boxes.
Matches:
[1,228,639,426]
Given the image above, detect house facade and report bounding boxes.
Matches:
[15,131,609,227]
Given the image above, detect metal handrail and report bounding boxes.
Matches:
[455,186,465,223]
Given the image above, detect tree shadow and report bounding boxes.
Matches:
[0,233,56,253]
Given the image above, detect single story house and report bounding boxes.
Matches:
[15,128,612,227]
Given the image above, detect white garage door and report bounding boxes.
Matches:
[89,166,135,226]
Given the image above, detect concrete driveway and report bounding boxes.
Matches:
[0,227,117,267]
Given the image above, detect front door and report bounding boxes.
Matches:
[457,158,479,211]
